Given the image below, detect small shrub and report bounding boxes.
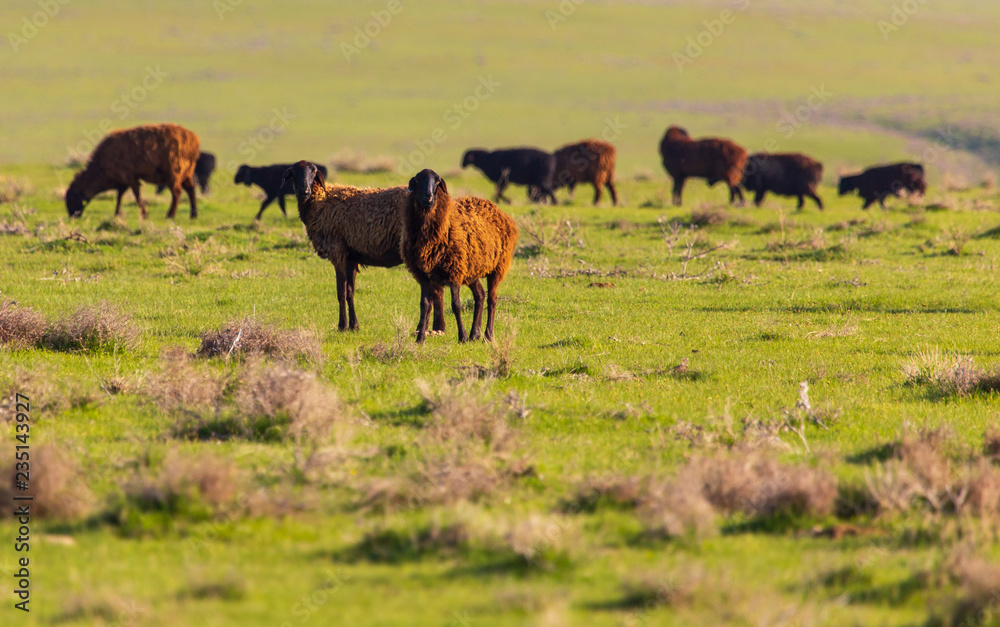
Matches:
[148,348,228,415]
[690,208,728,227]
[43,301,140,353]
[360,316,418,364]
[341,522,470,563]
[0,444,93,519]
[903,349,1000,398]
[179,570,247,601]
[232,360,343,443]
[0,299,46,348]
[197,316,323,364]
[0,176,33,203]
[120,450,243,519]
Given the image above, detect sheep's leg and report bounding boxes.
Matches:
[334,267,349,331]
[183,177,198,219]
[431,286,446,333]
[592,181,602,206]
[808,191,824,210]
[255,196,275,221]
[277,194,287,218]
[671,176,685,206]
[166,187,180,219]
[495,179,511,204]
[346,262,359,331]
[484,273,500,342]
[567,181,576,199]
[796,195,805,210]
[607,181,618,206]
[754,189,766,207]
[114,187,127,217]
[415,281,433,343]
[450,284,468,343]
[130,184,148,219]
[468,280,485,341]
[729,184,745,205]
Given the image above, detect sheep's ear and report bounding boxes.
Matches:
[312,166,325,188]
[281,168,294,188]
[437,177,448,195]
[408,177,417,193]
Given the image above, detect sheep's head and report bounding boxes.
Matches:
[65,181,87,218]
[281,160,325,205]
[407,169,448,213]
[664,126,690,141]
[837,176,855,196]
[461,150,485,168]
[234,165,251,186]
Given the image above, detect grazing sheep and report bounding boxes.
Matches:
[66,123,200,219]
[401,169,518,343]
[461,147,557,205]
[280,161,445,333]
[529,139,619,205]
[741,152,824,210]
[838,162,927,209]
[658,126,748,206]
[235,162,329,220]
[157,152,216,195]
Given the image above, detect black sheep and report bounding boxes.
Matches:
[234,162,329,220]
[157,152,216,195]
[741,152,824,210]
[838,162,926,209]
[461,147,557,205]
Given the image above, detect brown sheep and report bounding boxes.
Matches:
[66,123,200,220]
[658,126,748,206]
[401,169,518,344]
[531,139,618,205]
[281,161,445,333]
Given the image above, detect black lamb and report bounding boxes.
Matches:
[156,151,216,195]
[461,147,557,204]
[234,162,329,220]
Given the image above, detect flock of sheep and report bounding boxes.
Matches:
[54,122,932,343]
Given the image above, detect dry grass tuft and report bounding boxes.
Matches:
[461,332,518,379]
[930,552,1000,626]
[617,573,696,610]
[329,148,396,174]
[903,348,1000,398]
[640,475,718,539]
[0,298,47,349]
[0,444,93,519]
[690,208,728,227]
[148,347,228,415]
[42,301,140,353]
[343,521,471,563]
[493,513,577,573]
[197,316,323,364]
[0,175,33,203]
[122,449,244,517]
[691,452,837,519]
[564,475,645,513]
[178,570,247,601]
[360,316,419,364]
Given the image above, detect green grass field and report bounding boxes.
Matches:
[3,1,1000,625]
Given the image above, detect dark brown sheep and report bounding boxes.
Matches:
[66,123,200,220]
[401,169,518,344]
[741,152,824,210]
[532,139,618,205]
[281,161,445,333]
[658,126,748,206]
[838,162,927,209]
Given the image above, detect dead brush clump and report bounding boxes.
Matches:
[0,298,47,348]
[617,571,699,610]
[0,175,33,203]
[639,475,718,540]
[0,444,93,519]
[928,551,1000,627]
[902,348,1000,398]
[690,452,837,519]
[329,148,395,174]
[340,520,471,563]
[0,368,100,416]
[690,207,728,227]
[148,347,228,415]
[360,316,419,364]
[459,332,517,379]
[562,475,645,513]
[42,301,140,353]
[197,316,323,365]
[121,449,244,518]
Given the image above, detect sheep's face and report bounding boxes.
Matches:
[837,178,853,196]
[282,161,322,204]
[234,165,251,186]
[408,169,447,212]
[461,150,482,168]
[65,186,86,218]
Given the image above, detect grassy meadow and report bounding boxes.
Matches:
[2,1,1000,625]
